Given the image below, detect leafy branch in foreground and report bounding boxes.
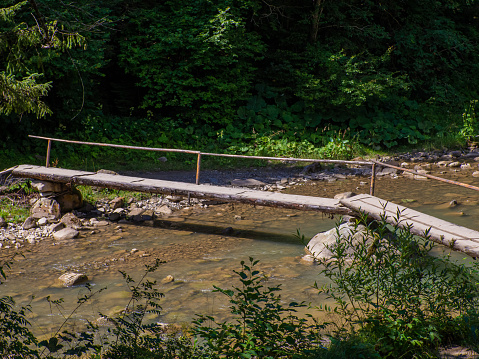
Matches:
[317,210,479,358]
[194,257,324,358]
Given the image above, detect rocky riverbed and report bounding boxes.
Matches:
[2,148,479,255]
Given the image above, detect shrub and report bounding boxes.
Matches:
[194,257,324,358]
[316,211,479,358]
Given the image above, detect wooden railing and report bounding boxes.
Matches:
[29,135,479,195]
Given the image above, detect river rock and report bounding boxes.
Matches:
[58,272,88,287]
[128,208,145,217]
[230,179,266,187]
[334,192,356,200]
[56,188,83,212]
[31,198,61,220]
[166,195,182,203]
[473,171,479,178]
[162,275,174,283]
[109,212,122,221]
[49,222,65,232]
[306,222,372,260]
[110,197,124,210]
[60,212,82,229]
[22,217,37,230]
[448,161,461,167]
[37,217,48,226]
[156,205,173,216]
[377,167,399,176]
[53,227,79,240]
[31,181,66,193]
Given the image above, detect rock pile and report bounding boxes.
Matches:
[0,193,203,250]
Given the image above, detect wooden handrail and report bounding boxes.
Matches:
[29,135,479,195]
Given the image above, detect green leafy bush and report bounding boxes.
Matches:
[317,212,479,358]
[194,257,323,358]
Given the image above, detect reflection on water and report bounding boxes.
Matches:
[2,166,479,336]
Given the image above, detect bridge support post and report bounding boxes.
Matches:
[196,153,202,185]
[370,163,376,196]
[46,140,52,168]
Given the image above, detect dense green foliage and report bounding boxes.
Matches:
[1,0,479,163]
[317,212,479,358]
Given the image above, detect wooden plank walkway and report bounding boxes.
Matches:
[10,165,351,214]
[341,194,479,257]
[9,165,479,257]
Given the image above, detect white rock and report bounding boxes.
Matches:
[58,272,88,287]
[162,275,174,283]
[37,217,48,226]
[53,227,79,240]
[448,161,461,167]
[307,222,372,260]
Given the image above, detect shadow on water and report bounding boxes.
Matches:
[154,219,314,244]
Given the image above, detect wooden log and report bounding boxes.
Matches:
[0,166,17,177]
[11,165,352,215]
[341,194,479,257]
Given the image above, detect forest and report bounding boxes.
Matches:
[1,0,479,163]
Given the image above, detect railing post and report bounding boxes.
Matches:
[45,139,52,168]
[370,162,377,196]
[196,152,202,185]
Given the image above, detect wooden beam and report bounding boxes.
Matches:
[341,194,479,257]
[11,165,352,214]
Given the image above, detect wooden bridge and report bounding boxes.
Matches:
[6,164,479,258]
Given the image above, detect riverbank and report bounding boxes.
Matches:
[2,147,479,252]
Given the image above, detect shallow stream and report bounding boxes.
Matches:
[1,166,479,338]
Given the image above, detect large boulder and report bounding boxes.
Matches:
[31,181,67,193]
[306,222,372,261]
[56,187,83,212]
[31,198,61,220]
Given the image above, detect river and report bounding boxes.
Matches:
[1,165,478,339]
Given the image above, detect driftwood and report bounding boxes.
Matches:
[341,194,479,258]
